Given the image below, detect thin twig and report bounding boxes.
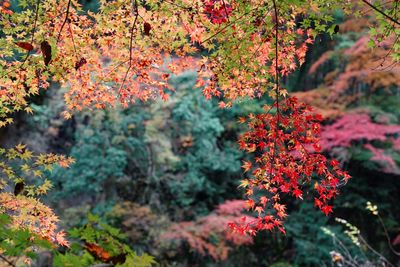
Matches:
[361,0,400,26]
[221,0,231,22]
[57,0,72,43]
[161,0,193,11]
[372,34,400,70]
[377,214,400,256]
[272,0,280,117]
[6,0,41,93]
[5,0,40,77]
[358,235,395,267]
[67,21,85,82]
[200,8,258,44]
[118,0,139,96]
[270,0,280,180]
[0,254,16,267]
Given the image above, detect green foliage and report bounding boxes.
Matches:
[0,213,51,263]
[166,72,242,212]
[270,262,293,267]
[46,71,245,217]
[53,213,156,267]
[50,108,131,199]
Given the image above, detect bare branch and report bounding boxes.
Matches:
[57,0,72,43]
[0,254,16,267]
[361,0,400,26]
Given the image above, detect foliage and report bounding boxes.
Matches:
[53,213,156,267]
[295,13,400,119]
[0,213,52,266]
[318,201,400,267]
[0,144,73,246]
[160,200,254,261]
[110,201,170,256]
[232,97,350,234]
[48,71,243,219]
[50,108,129,200]
[320,113,400,151]
[0,0,400,265]
[167,73,242,213]
[285,203,359,266]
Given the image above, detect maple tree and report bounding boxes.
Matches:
[0,0,400,264]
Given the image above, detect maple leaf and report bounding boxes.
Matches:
[314,198,323,209]
[259,196,268,206]
[143,22,152,36]
[238,179,250,188]
[241,161,252,172]
[14,42,34,51]
[254,206,264,215]
[56,231,70,248]
[292,188,303,199]
[85,242,111,262]
[238,117,247,124]
[40,41,52,66]
[321,205,333,216]
[245,199,255,209]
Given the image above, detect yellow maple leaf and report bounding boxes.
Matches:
[238,179,250,188]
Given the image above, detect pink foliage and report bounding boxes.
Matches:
[320,113,400,151]
[393,234,400,246]
[216,200,247,216]
[203,0,233,25]
[392,138,400,151]
[308,51,332,74]
[160,200,254,261]
[332,35,400,97]
[364,144,399,174]
[344,36,370,56]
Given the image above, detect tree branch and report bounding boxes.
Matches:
[118,0,139,95]
[0,254,16,267]
[270,0,280,178]
[361,0,400,26]
[57,0,72,43]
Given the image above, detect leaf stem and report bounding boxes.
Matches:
[0,254,16,267]
[57,0,72,43]
[361,0,400,26]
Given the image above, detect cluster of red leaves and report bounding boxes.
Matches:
[161,200,254,261]
[230,97,350,235]
[203,0,233,24]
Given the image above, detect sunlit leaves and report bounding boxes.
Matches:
[0,145,73,246]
